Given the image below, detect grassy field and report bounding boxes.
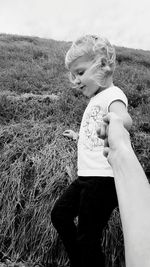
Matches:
[0,33,150,267]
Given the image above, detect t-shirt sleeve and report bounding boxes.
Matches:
[104,86,128,113]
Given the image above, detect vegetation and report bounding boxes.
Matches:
[0,33,150,267]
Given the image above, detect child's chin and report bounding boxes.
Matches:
[83,91,90,98]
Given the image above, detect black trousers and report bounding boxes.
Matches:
[51,176,118,267]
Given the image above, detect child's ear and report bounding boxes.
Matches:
[101,58,113,75]
[101,58,107,67]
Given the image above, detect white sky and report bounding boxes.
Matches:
[0,0,150,50]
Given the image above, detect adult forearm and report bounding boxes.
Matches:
[111,145,150,267]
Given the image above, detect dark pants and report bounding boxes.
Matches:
[51,176,118,267]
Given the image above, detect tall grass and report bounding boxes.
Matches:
[0,119,77,266]
[0,34,150,267]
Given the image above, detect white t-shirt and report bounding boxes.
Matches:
[77,85,128,177]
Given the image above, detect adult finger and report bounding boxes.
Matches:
[102,113,111,124]
[104,138,109,148]
[97,123,106,139]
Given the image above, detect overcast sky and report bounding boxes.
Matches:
[0,0,150,50]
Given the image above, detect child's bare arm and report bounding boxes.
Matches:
[63,130,79,141]
[109,100,132,131]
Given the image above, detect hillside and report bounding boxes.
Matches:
[0,33,150,267]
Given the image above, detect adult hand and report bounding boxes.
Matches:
[97,112,131,163]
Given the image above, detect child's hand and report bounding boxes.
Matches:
[63,130,78,140]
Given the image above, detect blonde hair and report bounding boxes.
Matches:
[65,35,116,83]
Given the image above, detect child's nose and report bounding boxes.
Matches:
[74,76,81,85]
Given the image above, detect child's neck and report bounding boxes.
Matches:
[94,81,114,96]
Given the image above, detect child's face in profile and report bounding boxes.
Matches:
[69,55,101,98]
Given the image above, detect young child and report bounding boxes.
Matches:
[51,34,132,267]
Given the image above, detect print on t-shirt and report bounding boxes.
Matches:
[82,105,105,151]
